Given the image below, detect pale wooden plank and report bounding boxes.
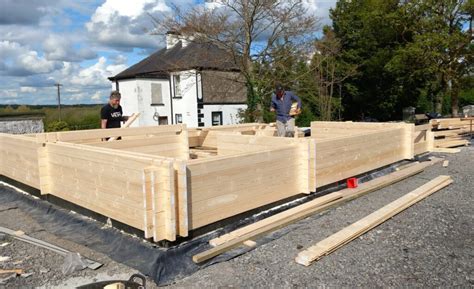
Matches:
[187,145,305,229]
[295,176,452,266]
[431,147,461,153]
[174,160,189,237]
[37,146,52,195]
[55,124,185,142]
[108,112,140,141]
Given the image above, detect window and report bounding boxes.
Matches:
[173,75,182,98]
[175,113,182,124]
[212,111,223,126]
[158,116,168,125]
[151,83,163,105]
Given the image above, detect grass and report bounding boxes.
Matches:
[0,104,102,132]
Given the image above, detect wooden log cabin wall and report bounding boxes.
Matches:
[1,121,432,242]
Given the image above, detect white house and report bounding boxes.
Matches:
[108,32,247,127]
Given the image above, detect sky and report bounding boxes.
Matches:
[0,0,337,105]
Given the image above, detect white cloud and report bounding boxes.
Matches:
[0,41,63,76]
[20,86,37,93]
[85,0,171,50]
[0,0,56,25]
[91,91,102,100]
[43,34,97,62]
[70,56,127,87]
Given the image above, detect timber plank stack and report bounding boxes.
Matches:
[0,120,435,243]
[431,118,471,148]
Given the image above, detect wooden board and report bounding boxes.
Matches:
[108,112,140,141]
[432,147,461,153]
[52,124,185,143]
[315,127,413,188]
[199,123,267,148]
[187,145,308,229]
[295,175,453,266]
[0,133,42,188]
[413,124,434,155]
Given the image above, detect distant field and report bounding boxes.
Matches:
[0,104,102,132]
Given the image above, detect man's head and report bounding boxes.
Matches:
[109,91,121,108]
[275,83,284,99]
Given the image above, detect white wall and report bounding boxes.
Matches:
[114,73,246,128]
[171,70,199,127]
[202,104,246,127]
[118,78,171,127]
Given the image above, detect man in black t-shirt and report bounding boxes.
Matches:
[100,91,129,129]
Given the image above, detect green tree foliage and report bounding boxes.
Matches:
[310,26,357,120]
[331,0,473,119]
[46,120,70,132]
[459,75,474,108]
[330,0,410,121]
[390,0,473,115]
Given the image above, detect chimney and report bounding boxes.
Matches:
[166,31,194,49]
[166,31,180,49]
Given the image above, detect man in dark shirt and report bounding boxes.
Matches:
[270,84,302,137]
[101,90,129,129]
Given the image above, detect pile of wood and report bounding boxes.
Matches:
[431,118,472,148]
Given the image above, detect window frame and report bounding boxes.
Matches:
[211,111,223,126]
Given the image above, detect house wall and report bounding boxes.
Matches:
[171,70,199,127]
[202,104,246,126]
[118,78,172,127]
[115,71,247,128]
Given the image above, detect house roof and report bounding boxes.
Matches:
[109,40,240,81]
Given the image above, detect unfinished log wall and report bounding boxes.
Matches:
[1,121,426,242]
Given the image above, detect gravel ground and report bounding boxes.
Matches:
[0,144,472,288]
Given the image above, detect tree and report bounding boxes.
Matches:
[153,0,319,121]
[311,26,357,120]
[394,0,473,116]
[331,0,473,119]
[330,0,407,121]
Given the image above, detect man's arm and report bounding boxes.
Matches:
[291,93,302,109]
[101,119,107,129]
[270,95,276,112]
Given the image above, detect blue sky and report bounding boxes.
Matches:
[0,0,336,105]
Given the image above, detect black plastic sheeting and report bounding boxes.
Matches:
[0,157,428,285]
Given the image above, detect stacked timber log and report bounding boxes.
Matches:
[431,118,472,148]
[0,121,427,244]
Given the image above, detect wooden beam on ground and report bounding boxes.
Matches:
[295,175,453,266]
[193,159,441,263]
[432,148,461,153]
